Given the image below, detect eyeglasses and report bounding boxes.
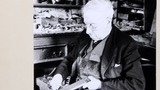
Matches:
[84,17,112,30]
[86,23,97,30]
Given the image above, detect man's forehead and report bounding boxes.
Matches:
[83,12,106,23]
[83,10,105,17]
[83,12,106,21]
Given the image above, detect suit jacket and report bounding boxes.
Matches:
[55,26,145,90]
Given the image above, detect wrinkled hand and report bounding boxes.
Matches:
[50,74,63,90]
[82,76,101,90]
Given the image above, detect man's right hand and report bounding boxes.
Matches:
[50,74,63,90]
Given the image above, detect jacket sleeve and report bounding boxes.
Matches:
[54,30,88,80]
[54,41,79,80]
[101,41,145,90]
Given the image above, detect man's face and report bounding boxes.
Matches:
[83,12,112,42]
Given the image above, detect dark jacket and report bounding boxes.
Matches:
[55,26,145,90]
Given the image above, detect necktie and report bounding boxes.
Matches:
[92,40,102,48]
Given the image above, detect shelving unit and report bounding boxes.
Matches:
[33,4,85,89]
[115,0,144,33]
[33,3,84,89]
[33,0,88,65]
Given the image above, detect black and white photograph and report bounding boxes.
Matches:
[33,0,156,90]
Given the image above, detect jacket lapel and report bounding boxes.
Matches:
[100,27,118,80]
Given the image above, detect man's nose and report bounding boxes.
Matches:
[86,28,92,34]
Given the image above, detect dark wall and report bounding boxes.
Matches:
[145,0,156,32]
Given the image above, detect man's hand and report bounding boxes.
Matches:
[50,74,63,90]
[82,76,101,89]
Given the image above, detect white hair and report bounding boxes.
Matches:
[81,0,114,19]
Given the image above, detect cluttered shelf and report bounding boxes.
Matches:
[113,18,156,49]
[34,4,82,8]
[130,33,156,48]
[116,0,144,34]
[113,19,144,32]
[34,3,85,35]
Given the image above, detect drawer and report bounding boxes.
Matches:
[34,44,67,64]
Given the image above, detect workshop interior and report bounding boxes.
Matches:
[33,0,156,90]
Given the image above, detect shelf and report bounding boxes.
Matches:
[34,4,82,9]
[34,31,82,38]
[118,0,144,5]
[138,43,156,49]
[120,5,143,10]
[141,64,154,67]
[34,44,67,49]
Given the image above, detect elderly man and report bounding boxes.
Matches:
[50,0,145,90]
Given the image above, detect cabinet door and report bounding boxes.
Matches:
[34,44,67,64]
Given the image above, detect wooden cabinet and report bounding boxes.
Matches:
[33,4,83,90]
[34,33,81,90]
[33,0,87,64]
[34,32,80,64]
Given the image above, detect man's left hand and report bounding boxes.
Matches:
[82,76,101,89]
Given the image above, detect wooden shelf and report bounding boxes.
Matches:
[34,4,82,9]
[120,5,143,10]
[141,64,154,67]
[34,44,67,49]
[34,31,82,38]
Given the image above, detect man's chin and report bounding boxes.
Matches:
[90,37,96,41]
[91,38,99,42]
[88,35,99,41]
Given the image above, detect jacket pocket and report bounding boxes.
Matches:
[104,64,122,78]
